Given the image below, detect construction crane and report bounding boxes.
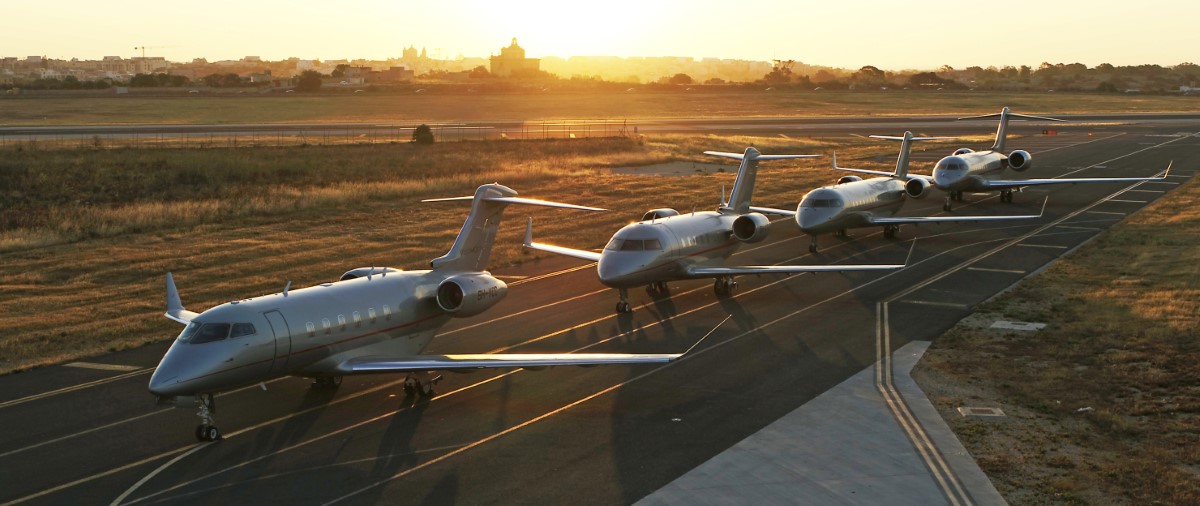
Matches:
[133,45,167,59]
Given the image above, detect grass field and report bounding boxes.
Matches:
[0,134,931,374]
[913,177,1200,504]
[1,90,1197,126]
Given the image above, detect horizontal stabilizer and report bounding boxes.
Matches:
[422,195,605,212]
[957,112,1065,122]
[868,135,955,142]
[702,151,820,161]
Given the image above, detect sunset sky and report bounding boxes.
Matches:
[5,0,1195,69]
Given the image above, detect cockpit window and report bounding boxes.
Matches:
[802,198,843,208]
[610,238,663,251]
[938,160,967,171]
[178,322,201,341]
[230,323,256,338]
[188,323,230,344]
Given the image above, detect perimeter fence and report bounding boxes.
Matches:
[0,120,639,151]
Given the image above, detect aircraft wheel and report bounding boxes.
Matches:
[808,243,818,253]
[403,383,416,396]
[943,202,952,212]
[196,424,220,441]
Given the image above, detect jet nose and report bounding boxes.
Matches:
[932,168,958,190]
[149,343,188,396]
[796,208,833,233]
[597,253,644,287]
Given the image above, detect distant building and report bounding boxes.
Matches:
[370,66,415,82]
[489,38,540,78]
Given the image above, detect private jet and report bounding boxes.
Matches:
[151,184,701,441]
[918,107,1169,211]
[754,132,1045,253]
[524,147,907,313]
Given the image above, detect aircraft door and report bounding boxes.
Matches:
[263,310,292,375]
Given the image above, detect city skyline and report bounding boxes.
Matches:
[4,0,1197,70]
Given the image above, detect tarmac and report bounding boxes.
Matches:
[638,341,1006,506]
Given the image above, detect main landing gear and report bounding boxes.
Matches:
[883,224,901,239]
[311,375,343,389]
[714,277,738,297]
[808,235,820,253]
[403,372,442,398]
[999,189,1015,203]
[194,393,220,442]
[646,281,669,297]
[616,288,633,313]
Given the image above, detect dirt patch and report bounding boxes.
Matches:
[609,161,734,176]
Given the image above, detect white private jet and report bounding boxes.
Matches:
[524,147,908,313]
[754,132,1045,253]
[150,184,705,441]
[913,107,1170,211]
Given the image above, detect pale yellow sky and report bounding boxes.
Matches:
[4,0,1195,69]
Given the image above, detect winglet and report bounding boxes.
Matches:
[523,217,534,247]
[1162,160,1173,178]
[904,240,917,267]
[681,315,731,356]
[1039,196,1049,217]
[164,273,198,325]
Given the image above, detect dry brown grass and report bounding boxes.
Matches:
[0,134,911,374]
[914,177,1200,504]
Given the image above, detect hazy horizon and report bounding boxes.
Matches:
[5,0,1196,70]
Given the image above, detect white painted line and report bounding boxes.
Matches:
[1126,189,1165,193]
[1087,211,1127,216]
[966,267,1026,275]
[1166,174,1190,178]
[64,362,141,372]
[1018,243,1069,249]
[1093,165,1107,169]
[1106,199,1148,204]
[897,300,970,309]
[991,321,1047,331]
[1056,225,1101,231]
[1144,181,1180,185]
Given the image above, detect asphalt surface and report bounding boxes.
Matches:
[0,117,1196,505]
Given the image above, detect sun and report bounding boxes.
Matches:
[460,0,672,58]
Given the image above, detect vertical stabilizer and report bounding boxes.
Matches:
[430,184,517,272]
[724,147,762,214]
[894,131,916,178]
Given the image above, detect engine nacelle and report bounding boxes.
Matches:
[642,208,681,221]
[1007,150,1032,171]
[836,175,862,185]
[731,212,770,243]
[340,267,402,281]
[436,273,508,317]
[953,148,975,155]
[905,178,932,199]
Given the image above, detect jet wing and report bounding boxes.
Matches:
[749,206,796,217]
[979,162,1171,191]
[686,263,902,277]
[335,352,679,374]
[522,217,602,262]
[867,197,1046,225]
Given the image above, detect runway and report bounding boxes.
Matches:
[0,118,1196,504]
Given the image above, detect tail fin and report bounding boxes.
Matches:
[958,106,1065,152]
[868,132,954,178]
[424,184,604,272]
[704,147,818,214]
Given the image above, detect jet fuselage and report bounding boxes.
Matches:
[931,151,1009,193]
[148,269,471,397]
[596,211,743,288]
[797,177,906,235]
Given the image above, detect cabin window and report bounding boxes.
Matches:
[338,315,347,330]
[322,318,331,334]
[352,311,362,327]
[368,308,377,323]
[306,322,315,337]
[190,323,230,344]
[383,305,392,320]
[230,323,256,338]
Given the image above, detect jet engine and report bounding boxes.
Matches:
[1007,150,1032,171]
[436,273,508,317]
[905,178,932,199]
[340,267,402,281]
[731,212,770,243]
[953,148,975,155]
[642,208,681,221]
[836,175,862,185]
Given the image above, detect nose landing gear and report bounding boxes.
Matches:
[194,393,220,442]
[615,288,633,313]
[883,224,900,239]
